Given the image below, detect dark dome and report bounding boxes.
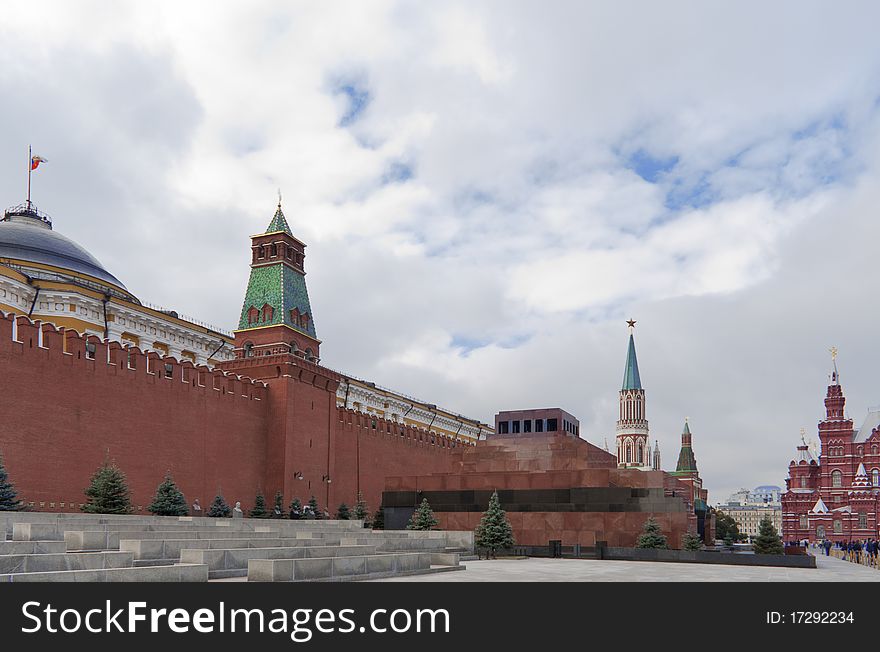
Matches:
[0,214,127,290]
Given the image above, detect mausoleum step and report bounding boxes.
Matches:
[180,544,378,578]
[0,540,66,555]
[0,563,208,583]
[120,537,348,560]
[65,528,299,551]
[247,552,451,582]
[0,551,134,574]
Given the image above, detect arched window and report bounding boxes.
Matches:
[270,243,278,257]
[247,306,259,325]
[244,342,254,358]
[873,445,878,456]
[262,304,274,322]
[625,440,633,463]
[832,470,842,488]
[637,441,644,464]
[873,469,879,487]
[289,341,298,354]
[257,245,265,258]
[800,477,807,488]
[305,348,314,361]
[799,515,808,529]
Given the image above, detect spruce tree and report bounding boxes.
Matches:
[0,453,22,511]
[336,503,351,520]
[682,532,703,551]
[407,498,439,531]
[752,515,784,555]
[307,495,321,519]
[250,492,268,518]
[474,490,515,559]
[289,497,303,519]
[635,517,668,549]
[82,459,132,514]
[273,490,284,518]
[147,473,188,516]
[354,491,371,528]
[207,494,231,517]
[372,507,385,530]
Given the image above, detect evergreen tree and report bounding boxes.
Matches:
[307,495,321,519]
[250,492,268,518]
[474,491,515,559]
[752,515,784,555]
[682,532,703,551]
[635,517,668,549]
[82,459,132,514]
[722,534,735,550]
[273,490,284,518]
[0,453,22,511]
[147,473,187,516]
[354,491,371,528]
[372,507,385,530]
[336,503,351,520]
[407,498,439,531]
[207,494,231,518]
[288,497,303,519]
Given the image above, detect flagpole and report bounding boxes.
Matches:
[27,145,31,208]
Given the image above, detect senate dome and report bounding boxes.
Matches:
[0,203,134,301]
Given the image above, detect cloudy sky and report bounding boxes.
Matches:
[2,1,880,502]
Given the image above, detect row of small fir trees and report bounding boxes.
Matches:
[635,515,783,554]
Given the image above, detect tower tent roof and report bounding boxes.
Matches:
[621,333,642,390]
[265,204,293,236]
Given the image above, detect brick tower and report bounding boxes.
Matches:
[233,199,321,361]
[616,320,650,468]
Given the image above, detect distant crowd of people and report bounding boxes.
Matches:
[188,498,330,519]
[792,538,880,566]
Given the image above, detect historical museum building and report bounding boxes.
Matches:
[782,355,880,542]
[0,199,491,515]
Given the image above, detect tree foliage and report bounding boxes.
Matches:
[0,453,22,511]
[336,503,351,520]
[407,498,439,531]
[207,494,231,518]
[635,517,668,549]
[372,507,385,530]
[147,473,188,516]
[475,491,515,558]
[250,492,268,518]
[715,509,747,542]
[752,515,784,555]
[682,532,703,551]
[354,491,371,527]
[82,459,132,514]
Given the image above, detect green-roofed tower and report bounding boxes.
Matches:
[616,320,651,469]
[232,198,321,361]
[669,418,709,535]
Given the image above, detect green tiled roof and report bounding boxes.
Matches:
[621,333,642,390]
[237,263,317,338]
[265,205,293,236]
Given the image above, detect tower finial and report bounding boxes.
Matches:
[829,346,839,385]
[626,318,636,332]
[800,427,806,446]
[277,188,282,209]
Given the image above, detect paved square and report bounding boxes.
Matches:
[373,555,880,582]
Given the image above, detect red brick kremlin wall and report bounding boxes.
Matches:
[0,311,464,515]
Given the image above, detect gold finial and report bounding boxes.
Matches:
[800,427,806,445]
[830,346,838,361]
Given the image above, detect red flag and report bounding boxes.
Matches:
[30,155,47,171]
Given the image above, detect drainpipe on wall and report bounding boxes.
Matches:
[27,285,40,317]
[101,296,110,339]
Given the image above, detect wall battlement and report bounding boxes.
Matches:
[0,311,267,404]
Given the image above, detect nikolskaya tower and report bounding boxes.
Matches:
[615,320,659,470]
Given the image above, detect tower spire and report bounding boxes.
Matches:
[616,321,649,469]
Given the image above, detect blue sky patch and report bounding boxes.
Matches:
[626,149,679,183]
[335,81,371,127]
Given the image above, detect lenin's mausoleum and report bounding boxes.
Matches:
[0,198,710,549]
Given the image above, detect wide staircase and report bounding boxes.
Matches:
[0,512,470,582]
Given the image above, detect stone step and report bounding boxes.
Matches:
[0,563,208,583]
[0,540,67,555]
[248,552,451,582]
[65,528,298,551]
[180,545,378,578]
[121,537,338,560]
[0,551,134,574]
